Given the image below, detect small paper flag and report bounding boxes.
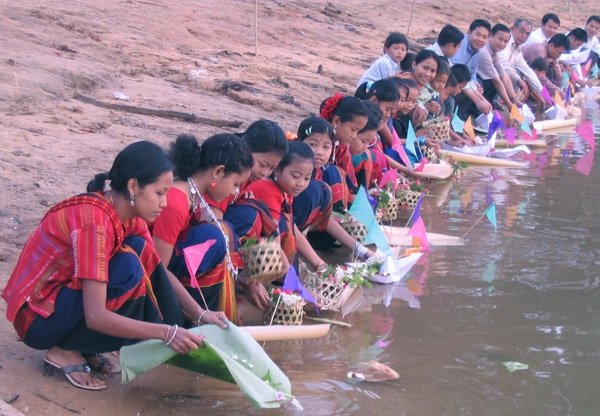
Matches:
[463,116,476,139]
[521,104,535,123]
[509,104,524,124]
[282,267,317,305]
[576,121,595,150]
[413,158,427,172]
[412,193,424,223]
[406,216,429,251]
[554,90,565,109]
[565,84,572,104]
[484,203,497,231]
[183,240,217,288]
[406,121,418,156]
[488,111,505,141]
[520,119,532,137]
[451,108,464,133]
[562,72,570,89]
[349,187,393,256]
[541,85,553,106]
[504,127,516,144]
[379,169,398,190]
[592,65,600,80]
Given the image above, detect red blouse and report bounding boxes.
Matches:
[2,193,151,323]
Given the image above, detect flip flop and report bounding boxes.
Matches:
[43,358,107,391]
[82,352,121,374]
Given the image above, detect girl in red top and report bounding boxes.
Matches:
[2,141,227,391]
[294,116,375,259]
[152,134,253,323]
[231,142,327,309]
[319,94,368,211]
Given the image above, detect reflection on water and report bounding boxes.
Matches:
[132,106,600,415]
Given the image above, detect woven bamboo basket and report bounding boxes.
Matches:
[379,198,401,221]
[239,241,284,285]
[420,145,438,162]
[422,118,450,143]
[397,189,421,209]
[341,219,367,242]
[264,296,305,325]
[304,271,346,311]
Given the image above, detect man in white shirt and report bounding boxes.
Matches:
[582,15,600,71]
[477,24,516,109]
[524,13,560,45]
[498,18,544,106]
[426,24,464,61]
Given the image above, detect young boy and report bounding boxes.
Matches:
[357,32,409,87]
[427,24,465,60]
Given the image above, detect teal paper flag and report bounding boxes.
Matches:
[592,65,600,80]
[562,71,570,89]
[520,119,532,137]
[349,186,393,256]
[484,203,497,231]
[406,121,418,156]
[451,107,464,133]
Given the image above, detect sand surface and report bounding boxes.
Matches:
[0,0,596,413]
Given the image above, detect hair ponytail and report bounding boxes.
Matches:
[319,94,367,123]
[88,141,172,197]
[86,172,111,193]
[355,79,399,103]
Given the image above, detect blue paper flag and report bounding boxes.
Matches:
[562,72,570,89]
[565,84,572,104]
[412,193,424,224]
[282,267,317,306]
[484,203,497,231]
[488,111,505,141]
[406,121,418,156]
[520,119,532,136]
[592,65,600,80]
[451,107,464,133]
[348,187,393,256]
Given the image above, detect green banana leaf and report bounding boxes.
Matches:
[119,321,291,408]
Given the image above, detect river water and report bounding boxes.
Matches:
[115,102,599,416]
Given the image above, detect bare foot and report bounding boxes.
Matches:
[45,347,107,390]
[84,351,121,374]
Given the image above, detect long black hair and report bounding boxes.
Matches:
[87,140,172,196]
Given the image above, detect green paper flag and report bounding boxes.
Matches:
[120,321,291,408]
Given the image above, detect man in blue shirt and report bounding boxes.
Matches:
[451,19,493,119]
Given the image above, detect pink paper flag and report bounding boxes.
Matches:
[531,129,538,140]
[574,149,594,176]
[413,158,427,172]
[576,121,595,150]
[541,85,553,106]
[379,169,398,190]
[183,239,217,288]
[406,217,429,251]
[504,127,516,144]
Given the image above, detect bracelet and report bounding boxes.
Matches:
[164,325,172,343]
[165,324,178,346]
[195,310,208,326]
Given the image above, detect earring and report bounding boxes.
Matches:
[129,193,135,207]
[210,179,217,189]
[273,174,278,181]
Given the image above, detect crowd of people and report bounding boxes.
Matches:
[2,11,599,392]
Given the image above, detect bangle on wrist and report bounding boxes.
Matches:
[164,325,172,343]
[195,310,209,326]
[165,324,178,346]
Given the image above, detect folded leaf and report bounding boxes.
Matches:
[120,321,291,408]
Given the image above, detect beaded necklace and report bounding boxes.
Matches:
[187,177,237,278]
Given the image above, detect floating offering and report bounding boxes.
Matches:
[120,322,291,408]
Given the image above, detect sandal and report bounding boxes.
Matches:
[82,352,121,374]
[43,358,107,391]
